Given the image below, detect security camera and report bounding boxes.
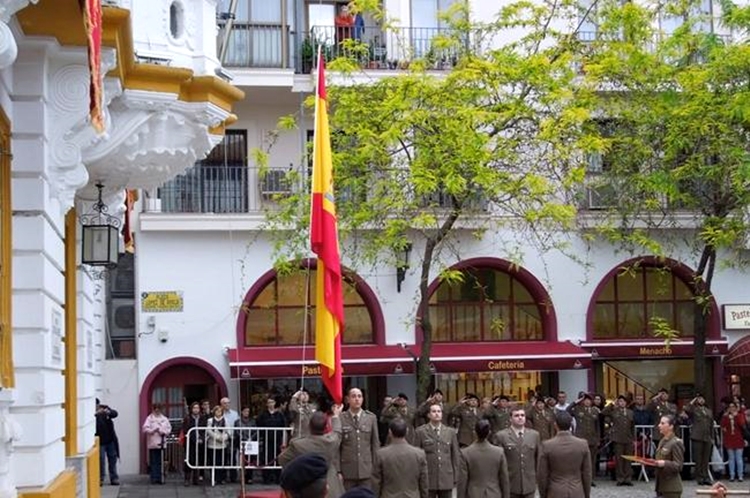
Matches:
[157,330,169,343]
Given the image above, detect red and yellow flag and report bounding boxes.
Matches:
[310,50,344,404]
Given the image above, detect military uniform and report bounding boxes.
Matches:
[526,407,555,441]
[686,403,714,484]
[458,439,510,498]
[567,403,601,481]
[537,431,592,498]
[417,400,449,427]
[381,404,416,445]
[450,404,481,447]
[492,427,540,498]
[414,423,460,498]
[481,405,507,434]
[654,434,684,498]
[373,439,429,498]
[602,404,634,484]
[278,416,345,498]
[288,397,314,440]
[340,409,380,490]
[648,398,676,441]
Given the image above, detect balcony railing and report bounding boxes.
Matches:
[308,25,463,72]
[219,21,297,69]
[157,165,298,214]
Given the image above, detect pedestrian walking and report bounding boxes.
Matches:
[492,406,539,498]
[537,410,591,498]
[654,414,685,498]
[372,419,428,498]
[458,419,509,498]
[414,402,460,498]
[340,387,380,490]
[279,406,345,498]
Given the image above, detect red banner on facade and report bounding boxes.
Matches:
[83,0,104,133]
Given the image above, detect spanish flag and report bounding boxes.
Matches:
[310,50,344,404]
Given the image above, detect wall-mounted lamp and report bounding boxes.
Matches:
[80,183,120,277]
[395,242,412,293]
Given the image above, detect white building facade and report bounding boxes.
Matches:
[0,0,243,496]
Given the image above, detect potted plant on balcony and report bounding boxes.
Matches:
[301,37,314,73]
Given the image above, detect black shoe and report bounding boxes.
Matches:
[616,482,623,486]
[591,482,596,487]
[623,482,633,486]
[110,480,119,486]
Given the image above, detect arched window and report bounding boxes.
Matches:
[427,260,552,342]
[241,267,375,346]
[592,264,697,339]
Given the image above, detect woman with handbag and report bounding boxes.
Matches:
[721,401,747,482]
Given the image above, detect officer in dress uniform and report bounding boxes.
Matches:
[654,414,685,498]
[537,411,591,498]
[526,398,555,442]
[686,393,714,485]
[458,419,510,498]
[493,396,512,433]
[450,394,481,447]
[414,403,461,498]
[373,419,429,498]
[380,393,416,445]
[648,388,677,442]
[602,394,635,486]
[289,389,315,440]
[492,406,540,498]
[567,393,601,486]
[340,387,380,490]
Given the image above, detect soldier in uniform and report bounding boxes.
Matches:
[414,403,461,498]
[373,419,428,498]
[279,453,330,498]
[493,395,512,433]
[340,387,380,490]
[289,389,315,440]
[537,411,591,498]
[450,394,481,447]
[526,398,555,441]
[567,393,601,486]
[458,419,509,498]
[654,414,684,498]
[602,394,634,486]
[493,406,539,498]
[380,393,416,445]
[685,393,714,485]
[278,407,345,498]
[417,389,448,427]
[648,388,676,442]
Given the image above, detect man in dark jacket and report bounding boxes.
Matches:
[95,398,120,485]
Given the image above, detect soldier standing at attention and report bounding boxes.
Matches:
[380,393,416,444]
[493,395,512,433]
[458,419,510,498]
[686,393,714,485]
[602,394,635,486]
[654,414,685,498]
[567,393,601,486]
[340,387,380,490]
[527,398,555,442]
[373,419,428,498]
[537,411,591,498]
[417,389,447,427]
[450,394,481,447]
[414,403,461,498]
[289,389,315,440]
[492,406,539,498]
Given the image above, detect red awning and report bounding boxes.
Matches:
[228,341,591,379]
[725,336,750,376]
[580,339,728,359]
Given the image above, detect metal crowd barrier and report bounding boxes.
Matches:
[184,426,292,486]
[622,424,726,482]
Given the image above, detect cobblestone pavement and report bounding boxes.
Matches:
[101,475,750,498]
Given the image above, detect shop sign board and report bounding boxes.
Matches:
[723,304,750,330]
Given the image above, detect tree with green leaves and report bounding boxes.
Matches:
[255,1,599,402]
[577,0,750,397]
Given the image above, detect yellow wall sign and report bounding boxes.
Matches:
[141,291,184,312]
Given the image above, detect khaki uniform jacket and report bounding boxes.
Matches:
[601,405,634,444]
[288,397,314,440]
[654,435,684,495]
[458,440,510,498]
[417,401,450,427]
[450,404,481,446]
[686,404,714,442]
[526,408,555,441]
[381,405,416,444]
[278,417,345,498]
[537,431,591,498]
[492,427,539,496]
[373,440,428,498]
[648,400,676,439]
[414,423,460,491]
[567,404,601,446]
[340,409,380,480]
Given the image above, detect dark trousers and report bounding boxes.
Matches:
[590,445,598,479]
[209,448,227,484]
[693,440,712,481]
[510,494,535,498]
[428,491,452,498]
[344,478,372,490]
[99,441,118,483]
[614,441,634,483]
[148,448,162,483]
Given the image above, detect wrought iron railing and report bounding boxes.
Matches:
[218,21,297,69]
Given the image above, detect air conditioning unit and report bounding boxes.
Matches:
[109,297,136,339]
[260,170,291,198]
